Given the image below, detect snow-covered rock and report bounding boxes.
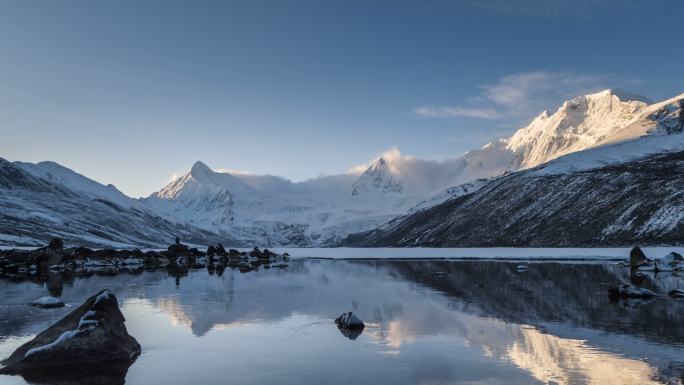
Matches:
[607,285,657,299]
[0,290,140,374]
[30,296,64,309]
[637,252,684,272]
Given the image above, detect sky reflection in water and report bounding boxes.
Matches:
[0,260,683,385]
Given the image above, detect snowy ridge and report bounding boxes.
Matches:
[0,157,226,247]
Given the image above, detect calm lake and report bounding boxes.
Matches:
[0,258,683,385]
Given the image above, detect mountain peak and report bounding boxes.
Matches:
[369,157,388,171]
[351,157,403,196]
[190,161,212,175]
[579,89,653,104]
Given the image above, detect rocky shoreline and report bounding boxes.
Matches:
[0,238,290,280]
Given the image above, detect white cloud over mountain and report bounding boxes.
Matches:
[415,71,645,123]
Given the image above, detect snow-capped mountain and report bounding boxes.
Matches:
[0,158,228,247]
[143,161,257,229]
[2,89,684,248]
[143,159,423,246]
[440,89,668,186]
[347,92,684,247]
[350,158,403,196]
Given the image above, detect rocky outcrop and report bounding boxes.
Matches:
[0,289,140,374]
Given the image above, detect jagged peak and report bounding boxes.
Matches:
[570,89,652,104]
[190,161,212,175]
[367,158,389,173]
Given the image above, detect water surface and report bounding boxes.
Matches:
[1,259,683,385]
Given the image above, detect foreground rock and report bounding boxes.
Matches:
[669,289,684,298]
[0,289,140,374]
[30,296,65,309]
[607,285,657,299]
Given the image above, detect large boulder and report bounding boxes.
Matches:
[0,289,140,374]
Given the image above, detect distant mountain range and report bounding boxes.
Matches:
[1,89,683,247]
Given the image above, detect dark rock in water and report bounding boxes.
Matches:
[608,284,657,299]
[216,243,227,256]
[34,238,67,270]
[630,246,649,268]
[668,289,684,298]
[15,362,131,385]
[337,326,364,340]
[30,296,65,309]
[167,243,189,255]
[73,247,94,260]
[335,312,365,329]
[0,289,140,374]
[207,245,217,257]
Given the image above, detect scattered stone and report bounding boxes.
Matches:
[608,284,657,299]
[30,296,65,309]
[432,271,449,276]
[629,246,649,268]
[516,264,529,271]
[0,289,140,374]
[335,312,365,329]
[668,289,684,298]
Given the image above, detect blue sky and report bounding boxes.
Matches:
[1,0,682,197]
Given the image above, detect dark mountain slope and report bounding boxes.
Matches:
[347,150,684,247]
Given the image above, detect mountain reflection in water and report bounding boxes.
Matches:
[0,260,682,385]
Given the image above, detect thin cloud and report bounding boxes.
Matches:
[415,70,642,121]
[480,71,610,112]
